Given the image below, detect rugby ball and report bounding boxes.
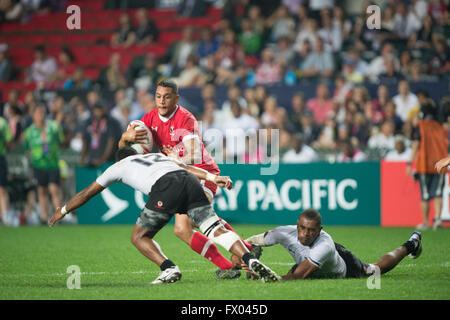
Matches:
[126,120,153,154]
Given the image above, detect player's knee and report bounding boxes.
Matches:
[48,184,59,194]
[213,230,241,251]
[198,217,240,251]
[130,229,146,245]
[130,232,139,246]
[173,223,190,240]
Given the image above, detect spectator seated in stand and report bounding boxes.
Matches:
[306,83,334,125]
[28,45,57,88]
[336,139,368,162]
[171,54,204,88]
[63,67,92,90]
[282,133,319,163]
[127,52,163,88]
[0,44,14,81]
[367,120,396,151]
[300,37,335,79]
[384,135,412,162]
[111,12,135,47]
[130,8,159,46]
[96,53,128,91]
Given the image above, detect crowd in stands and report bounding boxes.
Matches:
[0,0,450,167]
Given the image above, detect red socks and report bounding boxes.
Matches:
[190,231,233,270]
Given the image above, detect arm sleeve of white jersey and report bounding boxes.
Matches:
[96,163,121,188]
[307,241,333,268]
[263,227,286,246]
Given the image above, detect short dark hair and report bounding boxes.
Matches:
[299,209,322,226]
[33,103,47,113]
[115,146,137,162]
[420,98,438,120]
[157,79,178,95]
[92,102,106,110]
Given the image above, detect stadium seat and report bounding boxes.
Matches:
[0,2,222,88]
[83,67,101,80]
[0,82,36,102]
[158,31,183,46]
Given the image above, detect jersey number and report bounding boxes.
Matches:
[131,154,169,167]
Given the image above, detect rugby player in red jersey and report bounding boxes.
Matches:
[119,80,256,279]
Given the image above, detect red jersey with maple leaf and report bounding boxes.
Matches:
[140,104,219,175]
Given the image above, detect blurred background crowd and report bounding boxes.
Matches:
[0,0,449,225]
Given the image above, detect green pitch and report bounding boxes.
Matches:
[0,224,449,300]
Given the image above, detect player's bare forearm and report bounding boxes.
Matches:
[49,182,104,227]
[282,260,318,280]
[176,162,233,190]
[178,162,207,179]
[118,135,128,149]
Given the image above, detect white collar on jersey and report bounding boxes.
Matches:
[158,105,179,123]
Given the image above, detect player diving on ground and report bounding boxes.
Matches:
[49,147,281,284]
[241,209,422,280]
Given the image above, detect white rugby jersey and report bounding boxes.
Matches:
[96,153,183,195]
[264,225,347,278]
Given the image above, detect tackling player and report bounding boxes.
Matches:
[243,209,422,280]
[118,80,255,279]
[50,148,280,284]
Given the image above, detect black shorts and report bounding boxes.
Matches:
[0,156,7,186]
[33,168,60,187]
[145,170,210,214]
[418,173,445,201]
[137,170,214,232]
[334,242,368,279]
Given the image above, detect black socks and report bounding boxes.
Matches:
[402,240,416,254]
[242,253,256,266]
[160,259,176,271]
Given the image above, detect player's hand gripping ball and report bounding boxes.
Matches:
[127,120,153,154]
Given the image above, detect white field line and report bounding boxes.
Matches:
[0,269,207,278]
[0,262,448,279]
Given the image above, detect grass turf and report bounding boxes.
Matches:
[0,224,449,300]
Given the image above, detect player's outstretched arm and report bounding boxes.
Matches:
[435,155,450,173]
[246,233,268,246]
[173,160,233,190]
[49,181,105,227]
[282,259,318,280]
